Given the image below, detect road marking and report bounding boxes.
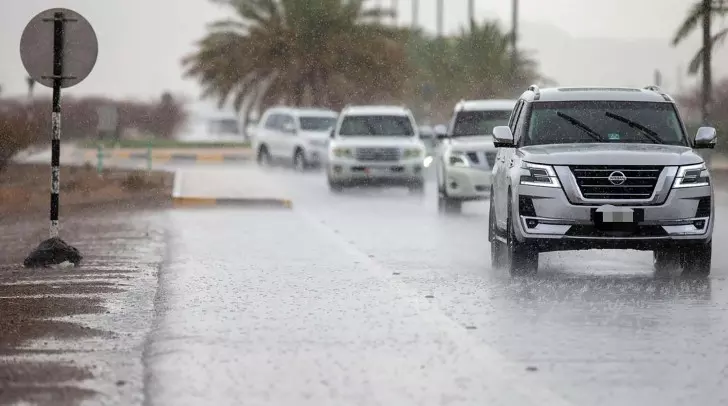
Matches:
[299,210,573,406]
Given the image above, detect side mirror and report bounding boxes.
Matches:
[694,126,717,149]
[329,128,336,139]
[434,124,448,140]
[493,126,515,148]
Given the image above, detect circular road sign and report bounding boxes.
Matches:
[19,8,98,89]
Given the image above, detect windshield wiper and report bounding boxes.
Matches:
[604,111,662,144]
[556,112,604,142]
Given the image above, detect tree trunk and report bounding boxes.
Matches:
[702,0,712,124]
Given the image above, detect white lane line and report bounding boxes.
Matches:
[298,210,574,406]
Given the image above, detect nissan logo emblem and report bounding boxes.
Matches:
[608,171,627,185]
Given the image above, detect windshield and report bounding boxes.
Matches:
[299,116,337,131]
[524,101,687,146]
[452,110,512,137]
[338,115,414,137]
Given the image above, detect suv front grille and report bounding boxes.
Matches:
[355,147,400,162]
[570,165,663,200]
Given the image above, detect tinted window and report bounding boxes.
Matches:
[524,101,687,146]
[263,114,280,129]
[299,116,337,131]
[452,110,512,137]
[338,115,414,137]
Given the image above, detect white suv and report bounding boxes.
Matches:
[435,99,517,213]
[254,107,338,171]
[327,105,426,192]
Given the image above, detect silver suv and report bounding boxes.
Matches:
[489,85,717,276]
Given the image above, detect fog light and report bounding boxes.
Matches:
[693,219,706,229]
[333,165,343,173]
[414,165,422,173]
[449,181,458,189]
[526,218,539,229]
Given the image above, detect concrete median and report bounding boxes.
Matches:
[171,168,292,209]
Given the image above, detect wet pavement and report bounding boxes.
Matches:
[143,165,728,406]
[0,211,167,406]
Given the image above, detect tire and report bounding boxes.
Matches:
[437,173,461,214]
[504,201,538,276]
[408,179,425,195]
[653,249,680,274]
[257,145,272,166]
[437,193,462,214]
[680,241,712,277]
[328,176,344,192]
[489,199,505,269]
[293,149,307,172]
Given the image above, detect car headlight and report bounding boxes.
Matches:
[403,148,424,158]
[520,162,560,187]
[447,151,470,167]
[332,147,352,158]
[673,163,710,188]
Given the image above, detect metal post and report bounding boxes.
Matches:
[436,0,444,37]
[701,0,712,124]
[411,0,419,29]
[147,139,152,172]
[50,11,64,239]
[96,142,103,174]
[511,0,519,68]
[468,0,475,30]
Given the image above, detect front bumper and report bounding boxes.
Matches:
[514,184,713,252]
[327,158,424,184]
[444,167,492,200]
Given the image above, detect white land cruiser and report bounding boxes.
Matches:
[254,107,338,171]
[435,99,517,213]
[327,105,426,192]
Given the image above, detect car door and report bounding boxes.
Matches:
[494,100,524,228]
[256,111,277,152]
[276,113,298,160]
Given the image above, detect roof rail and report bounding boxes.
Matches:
[644,85,662,93]
[643,85,672,101]
[528,84,540,100]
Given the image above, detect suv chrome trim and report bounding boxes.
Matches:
[554,165,678,205]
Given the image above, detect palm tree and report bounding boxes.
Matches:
[673,0,728,121]
[183,0,411,125]
[406,20,542,118]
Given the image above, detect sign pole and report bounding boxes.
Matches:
[49,11,64,238]
[20,7,98,268]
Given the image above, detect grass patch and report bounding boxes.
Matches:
[79,138,250,149]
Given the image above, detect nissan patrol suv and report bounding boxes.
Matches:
[489,85,716,276]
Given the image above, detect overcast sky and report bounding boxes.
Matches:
[0,0,712,101]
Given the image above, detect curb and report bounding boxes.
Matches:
[170,170,292,209]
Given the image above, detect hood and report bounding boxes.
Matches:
[519,143,703,166]
[450,135,495,151]
[332,136,424,149]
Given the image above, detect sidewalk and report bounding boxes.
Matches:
[0,210,167,406]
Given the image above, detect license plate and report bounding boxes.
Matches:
[365,167,387,175]
[596,205,634,223]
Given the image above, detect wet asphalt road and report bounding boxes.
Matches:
[142,164,728,406]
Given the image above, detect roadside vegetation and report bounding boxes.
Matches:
[183,0,546,124]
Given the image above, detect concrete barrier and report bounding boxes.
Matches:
[171,169,292,209]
